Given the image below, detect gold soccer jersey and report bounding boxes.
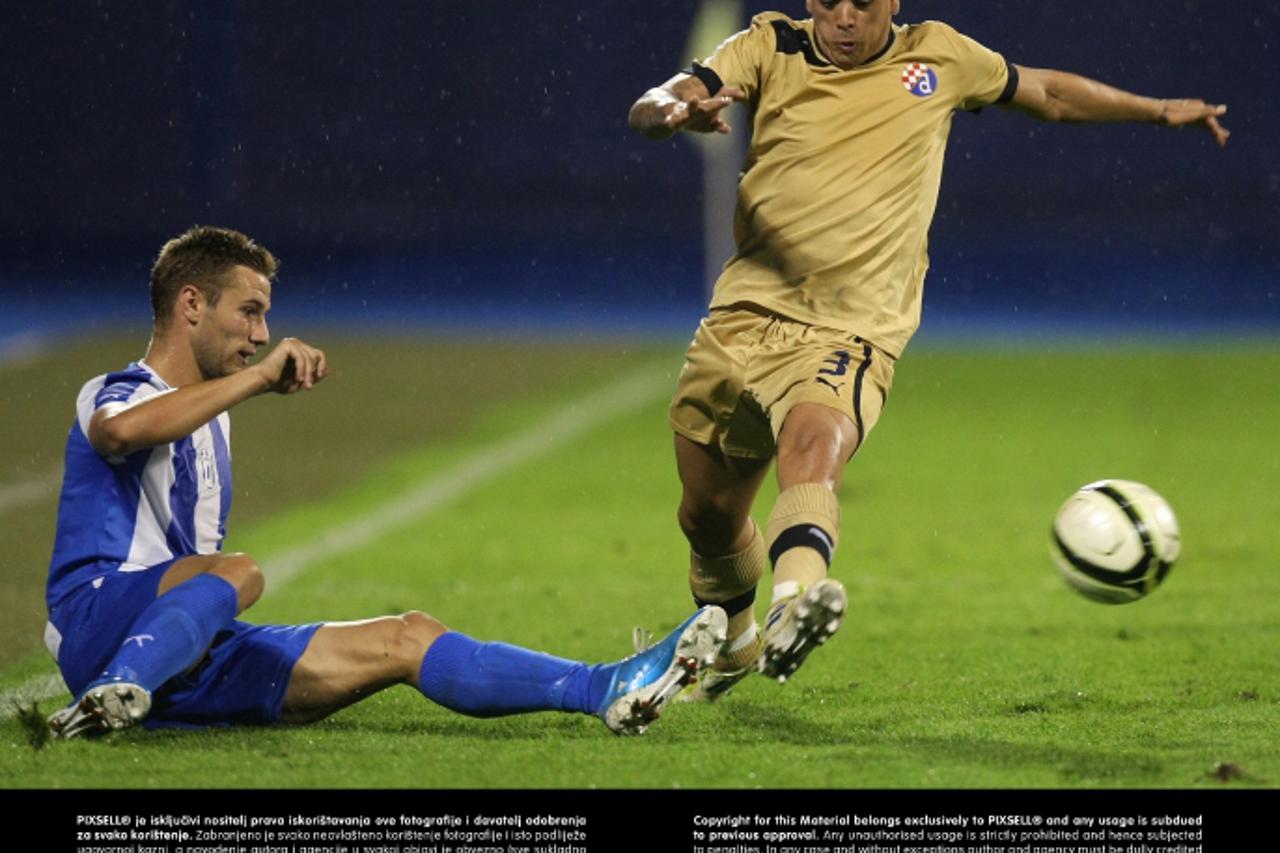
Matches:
[690,14,1015,357]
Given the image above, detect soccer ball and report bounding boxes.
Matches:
[1050,479,1181,604]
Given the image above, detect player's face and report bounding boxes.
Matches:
[191,265,272,380]
[806,0,899,70]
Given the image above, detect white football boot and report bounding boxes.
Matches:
[48,680,151,739]
[758,578,847,683]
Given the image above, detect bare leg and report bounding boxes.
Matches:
[774,402,859,491]
[674,433,771,556]
[673,434,771,676]
[280,611,448,724]
[278,608,723,736]
[768,402,859,590]
[758,402,860,681]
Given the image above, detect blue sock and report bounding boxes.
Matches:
[417,632,617,717]
[95,573,239,694]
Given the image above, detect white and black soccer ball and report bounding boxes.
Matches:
[1050,479,1181,604]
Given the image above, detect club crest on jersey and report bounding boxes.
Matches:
[901,63,938,97]
[197,447,219,492]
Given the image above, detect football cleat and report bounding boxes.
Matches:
[676,659,755,703]
[758,579,847,683]
[676,632,762,703]
[599,605,727,735]
[48,680,151,739]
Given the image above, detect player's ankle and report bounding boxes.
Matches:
[716,623,760,671]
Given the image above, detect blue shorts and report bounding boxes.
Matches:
[48,564,321,727]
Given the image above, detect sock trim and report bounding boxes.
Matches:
[693,587,756,617]
[768,524,835,567]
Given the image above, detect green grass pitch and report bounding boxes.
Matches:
[1,333,1277,789]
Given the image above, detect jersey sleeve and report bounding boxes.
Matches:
[686,13,776,103]
[938,24,1018,112]
[93,366,159,409]
[78,366,170,459]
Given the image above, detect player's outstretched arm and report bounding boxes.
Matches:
[1005,65,1229,147]
[628,73,747,141]
[88,337,329,456]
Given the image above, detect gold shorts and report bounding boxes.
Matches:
[669,307,896,459]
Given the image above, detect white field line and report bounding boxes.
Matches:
[0,365,671,718]
[0,469,62,516]
[261,365,671,588]
[0,673,65,714]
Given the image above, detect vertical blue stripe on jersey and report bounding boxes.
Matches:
[166,435,199,556]
[47,422,150,607]
[88,367,154,567]
[207,416,232,548]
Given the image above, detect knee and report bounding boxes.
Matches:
[778,421,842,462]
[777,411,856,488]
[393,610,449,662]
[217,553,265,611]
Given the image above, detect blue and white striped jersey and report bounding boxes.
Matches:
[46,361,233,609]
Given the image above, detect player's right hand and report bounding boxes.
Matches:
[253,337,329,395]
[665,87,747,135]
[1158,99,1230,148]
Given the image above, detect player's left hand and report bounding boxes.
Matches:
[1159,99,1230,147]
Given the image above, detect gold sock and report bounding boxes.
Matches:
[765,482,840,606]
[689,521,767,669]
[717,621,759,671]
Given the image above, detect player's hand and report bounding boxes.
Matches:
[1158,99,1230,147]
[253,337,329,395]
[664,87,747,135]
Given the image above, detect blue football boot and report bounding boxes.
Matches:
[598,605,727,735]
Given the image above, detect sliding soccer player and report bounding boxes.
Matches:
[45,225,725,737]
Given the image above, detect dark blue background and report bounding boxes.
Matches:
[2,1,1277,339]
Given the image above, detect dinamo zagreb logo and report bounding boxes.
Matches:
[197,447,219,492]
[901,63,938,97]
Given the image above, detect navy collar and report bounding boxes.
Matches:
[810,24,896,68]
[861,27,896,66]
